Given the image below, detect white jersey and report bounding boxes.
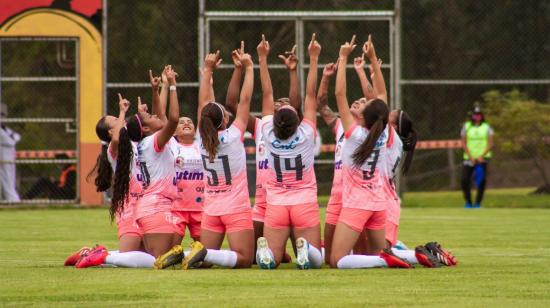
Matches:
[328,119,345,206]
[385,127,403,225]
[198,123,250,216]
[254,118,269,205]
[170,138,204,212]
[261,115,317,206]
[135,132,176,219]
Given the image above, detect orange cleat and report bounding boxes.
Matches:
[64,246,92,266]
[75,245,108,268]
[380,248,412,268]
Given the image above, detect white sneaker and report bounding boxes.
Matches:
[256,237,276,269]
[295,237,310,270]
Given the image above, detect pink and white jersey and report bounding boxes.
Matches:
[385,128,403,225]
[261,115,317,206]
[170,138,205,212]
[135,133,176,219]
[341,124,397,211]
[254,118,269,205]
[107,142,143,222]
[198,123,251,216]
[327,119,345,205]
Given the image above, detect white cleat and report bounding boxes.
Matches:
[256,237,276,269]
[295,237,310,270]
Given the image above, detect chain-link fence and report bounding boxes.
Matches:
[1,0,549,204]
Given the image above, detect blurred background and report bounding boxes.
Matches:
[1,0,549,204]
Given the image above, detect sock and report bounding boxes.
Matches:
[307,245,323,269]
[204,249,238,268]
[391,248,418,264]
[336,254,387,269]
[105,251,155,268]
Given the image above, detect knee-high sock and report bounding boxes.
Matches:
[105,251,155,268]
[391,248,418,264]
[308,245,323,269]
[337,254,387,269]
[204,249,237,268]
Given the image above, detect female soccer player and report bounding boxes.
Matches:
[170,116,204,243]
[110,65,181,259]
[329,35,412,269]
[255,33,323,270]
[180,49,255,269]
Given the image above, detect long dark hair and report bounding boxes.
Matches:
[110,114,143,221]
[352,99,389,167]
[395,110,417,175]
[199,103,223,162]
[273,108,299,140]
[86,144,112,192]
[95,116,111,143]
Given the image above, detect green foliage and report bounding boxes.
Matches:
[483,90,550,159]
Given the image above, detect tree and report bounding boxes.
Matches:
[482,90,550,193]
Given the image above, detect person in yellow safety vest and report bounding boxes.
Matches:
[461,108,493,208]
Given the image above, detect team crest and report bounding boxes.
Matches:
[258,142,265,155]
[175,156,185,168]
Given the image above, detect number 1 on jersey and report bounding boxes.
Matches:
[271,153,304,182]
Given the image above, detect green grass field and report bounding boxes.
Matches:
[1,204,550,306]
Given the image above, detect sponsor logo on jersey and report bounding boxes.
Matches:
[272,136,300,150]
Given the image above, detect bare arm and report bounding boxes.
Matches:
[156,66,180,149]
[257,35,274,117]
[354,54,376,100]
[198,51,221,123]
[363,35,387,103]
[335,35,357,131]
[149,70,165,122]
[110,93,130,158]
[233,53,254,131]
[303,33,320,125]
[317,63,338,129]
[279,45,302,119]
[225,45,244,117]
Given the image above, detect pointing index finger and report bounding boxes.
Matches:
[117,93,123,101]
[240,41,245,54]
[291,44,297,55]
[311,33,316,43]
[350,34,356,46]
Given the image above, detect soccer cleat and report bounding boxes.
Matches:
[75,245,108,268]
[154,245,184,270]
[415,245,443,268]
[472,203,481,208]
[380,248,412,268]
[64,246,92,266]
[181,241,207,270]
[295,237,310,270]
[464,202,473,208]
[256,237,276,269]
[425,242,458,266]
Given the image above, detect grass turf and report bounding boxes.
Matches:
[1,207,550,306]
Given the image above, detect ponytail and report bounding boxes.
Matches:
[352,118,385,166]
[396,110,417,175]
[199,103,223,162]
[86,144,112,192]
[110,128,132,221]
[352,99,389,167]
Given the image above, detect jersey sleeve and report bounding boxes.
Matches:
[301,118,317,138]
[261,115,274,137]
[344,124,359,139]
[153,132,166,153]
[227,125,245,143]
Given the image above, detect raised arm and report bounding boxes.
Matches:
[225,41,244,116]
[149,70,165,122]
[354,54,377,100]
[159,67,169,122]
[233,53,254,131]
[303,33,321,125]
[156,66,180,149]
[318,62,338,130]
[257,35,274,117]
[363,35,387,103]
[335,35,357,131]
[279,45,302,119]
[198,51,221,122]
[110,93,130,157]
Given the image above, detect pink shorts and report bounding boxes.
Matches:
[338,207,386,233]
[325,201,343,226]
[172,211,202,238]
[385,222,399,246]
[117,218,143,239]
[252,202,267,222]
[264,203,320,229]
[136,212,178,234]
[201,209,253,234]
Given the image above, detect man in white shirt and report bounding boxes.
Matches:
[0,103,21,202]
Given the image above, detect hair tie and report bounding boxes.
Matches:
[212,102,225,128]
[135,114,144,138]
